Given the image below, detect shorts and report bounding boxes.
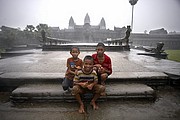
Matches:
[71,84,105,95]
[62,77,73,91]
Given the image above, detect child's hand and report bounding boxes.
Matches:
[80,82,88,88]
[67,69,75,75]
[94,64,101,68]
[93,66,98,71]
[93,64,101,72]
[76,66,81,70]
[75,69,78,75]
[87,83,94,90]
[98,67,106,74]
[67,69,71,74]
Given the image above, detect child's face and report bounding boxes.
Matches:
[83,59,94,73]
[70,48,80,58]
[96,46,105,56]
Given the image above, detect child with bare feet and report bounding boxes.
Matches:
[92,42,112,85]
[62,46,83,92]
[71,55,105,113]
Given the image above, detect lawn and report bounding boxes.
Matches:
[165,50,180,62]
[0,49,5,54]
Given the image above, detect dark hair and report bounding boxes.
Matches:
[83,55,94,62]
[97,42,105,48]
[70,46,80,52]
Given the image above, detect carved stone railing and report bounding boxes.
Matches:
[43,37,73,45]
[104,38,125,46]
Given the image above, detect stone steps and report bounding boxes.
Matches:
[0,72,169,91]
[10,83,156,102]
[0,71,169,92]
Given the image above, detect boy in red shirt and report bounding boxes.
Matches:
[92,42,112,85]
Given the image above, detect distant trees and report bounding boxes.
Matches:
[25,25,35,32]
[24,24,49,32]
[23,24,49,44]
[0,26,17,47]
[36,24,50,38]
[36,24,48,32]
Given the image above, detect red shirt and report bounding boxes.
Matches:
[92,53,112,75]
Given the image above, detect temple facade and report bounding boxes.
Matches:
[58,13,125,43]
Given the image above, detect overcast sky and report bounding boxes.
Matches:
[0,0,180,33]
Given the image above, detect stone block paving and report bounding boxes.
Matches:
[0,49,165,74]
[2,49,179,87]
[1,49,175,102]
[0,49,180,120]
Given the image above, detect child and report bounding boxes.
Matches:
[92,42,112,85]
[71,55,105,114]
[62,46,83,91]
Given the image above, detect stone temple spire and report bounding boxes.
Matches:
[68,16,75,29]
[99,17,106,29]
[84,13,90,25]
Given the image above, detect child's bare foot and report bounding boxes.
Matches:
[78,104,85,114]
[90,101,99,110]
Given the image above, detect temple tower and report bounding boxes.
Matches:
[99,17,106,30]
[68,16,75,29]
[84,13,90,25]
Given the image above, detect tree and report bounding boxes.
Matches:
[36,24,48,32]
[1,26,16,47]
[25,25,35,32]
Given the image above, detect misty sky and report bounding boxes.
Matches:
[0,0,180,33]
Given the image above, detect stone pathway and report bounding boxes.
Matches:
[0,49,179,102]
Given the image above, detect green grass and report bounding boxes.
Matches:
[165,50,180,62]
[0,48,5,53]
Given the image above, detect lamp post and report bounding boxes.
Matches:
[129,0,138,31]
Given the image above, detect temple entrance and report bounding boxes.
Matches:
[85,35,90,42]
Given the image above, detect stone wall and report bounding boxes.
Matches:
[0,26,180,50]
[131,34,180,50]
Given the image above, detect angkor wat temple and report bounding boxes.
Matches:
[1,13,180,50]
[49,13,126,43]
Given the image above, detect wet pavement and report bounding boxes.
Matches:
[0,49,171,90]
[0,86,180,120]
[126,49,180,76]
[0,48,180,120]
[0,49,179,76]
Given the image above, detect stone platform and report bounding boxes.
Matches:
[10,83,155,102]
[0,48,179,102]
[0,71,168,91]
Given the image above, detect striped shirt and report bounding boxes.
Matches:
[74,70,98,83]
